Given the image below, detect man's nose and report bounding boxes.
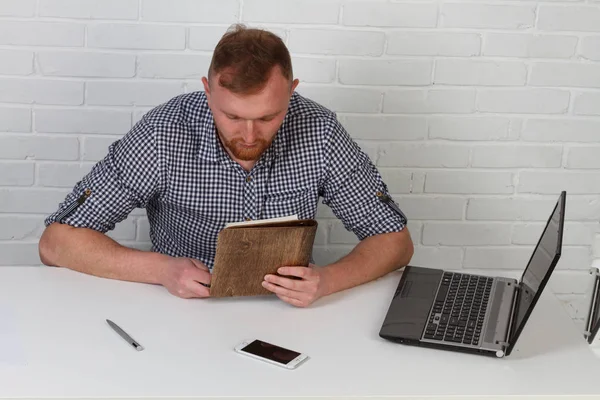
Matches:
[243,120,257,142]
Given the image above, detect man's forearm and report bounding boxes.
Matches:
[320,228,414,296]
[39,222,170,285]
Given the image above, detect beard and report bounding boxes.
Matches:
[219,132,274,162]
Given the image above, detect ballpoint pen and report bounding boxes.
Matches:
[106,319,144,351]
[376,190,408,222]
[56,188,91,223]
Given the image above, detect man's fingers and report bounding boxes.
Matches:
[277,266,310,279]
[263,277,319,307]
[171,287,198,299]
[172,280,209,298]
[184,279,210,298]
[186,266,211,286]
[262,280,299,298]
[276,294,306,307]
[264,274,306,291]
[188,258,209,271]
[187,259,211,287]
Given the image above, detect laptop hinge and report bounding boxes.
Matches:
[584,268,600,338]
[503,280,521,349]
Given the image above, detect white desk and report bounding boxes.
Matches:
[1,266,600,399]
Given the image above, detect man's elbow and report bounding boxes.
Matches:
[399,227,414,267]
[38,222,69,267]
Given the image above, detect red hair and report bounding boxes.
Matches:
[208,24,293,94]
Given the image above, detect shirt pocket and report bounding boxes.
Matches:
[261,187,315,220]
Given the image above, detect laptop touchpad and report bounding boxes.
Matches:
[402,279,439,298]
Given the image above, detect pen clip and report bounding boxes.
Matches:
[131,341,144,351]
[78,188,92,203]
[56,188,92,223]
[376,190,407,223]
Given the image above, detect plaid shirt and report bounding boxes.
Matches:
[44,92,407,270]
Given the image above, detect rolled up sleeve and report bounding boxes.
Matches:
[44,118,160,233]
[319,117,407,240]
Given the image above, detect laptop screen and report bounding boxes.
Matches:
[508,191,565,352]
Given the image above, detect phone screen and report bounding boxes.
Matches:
[240,340,301,365]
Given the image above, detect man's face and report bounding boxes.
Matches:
[202,67,299,163]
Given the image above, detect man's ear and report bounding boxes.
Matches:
[202,76,211,99]
[291,78,299,94]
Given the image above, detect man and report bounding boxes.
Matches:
[38,24,413,307]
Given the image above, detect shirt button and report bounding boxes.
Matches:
[246,176,252,182]
[245,217,252,221]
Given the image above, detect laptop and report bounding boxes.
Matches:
[584,267,600,344]
[379,191,566,358]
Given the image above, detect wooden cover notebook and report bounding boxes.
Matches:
[210,217,318,297]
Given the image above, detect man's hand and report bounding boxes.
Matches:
[262,264,328,307]
[160,257,211,299]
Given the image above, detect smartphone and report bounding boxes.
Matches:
[234,339,309,369]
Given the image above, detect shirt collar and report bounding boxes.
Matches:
[194,94,220,163]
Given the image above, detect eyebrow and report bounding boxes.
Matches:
[224,109,284,120]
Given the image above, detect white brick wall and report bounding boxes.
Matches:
[0,108,31,132]
[0,0,599,324]
[0,162,34,186]
[343,2,437,28]
[244,0,339,24]
[477,89,570,114]
[0,50,34,75]
[0,135,79,161]
[339,60,432,85]
[523,119,600,142]
[581,37,600,61]
[0,21,84,47]
[87,24,186,50]
[39,0,139,20]
[471,144,563,168]
[384,89,476,114]
[387,32,481,57]
[36,162,94,188]
[137,54,211,79]
[441,3,536,29]
[434,59,528,86]
[38,52,136,78]
[35,109,131,134]
[0,79,84,105]
[530,62,600,88]
[428,116,514,141]
[483,34,577,59]
[0,0,36,17]
[379,143,470,168]
[574,92,600,116]
[288,29,385,56]
[537,6,600,32]
[86,81,183,106]
[142,0,239,23]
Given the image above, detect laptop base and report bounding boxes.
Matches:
[379,266,514,358]
[383,335,503,358]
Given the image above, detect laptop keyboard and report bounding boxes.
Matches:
[424,272,493,346]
